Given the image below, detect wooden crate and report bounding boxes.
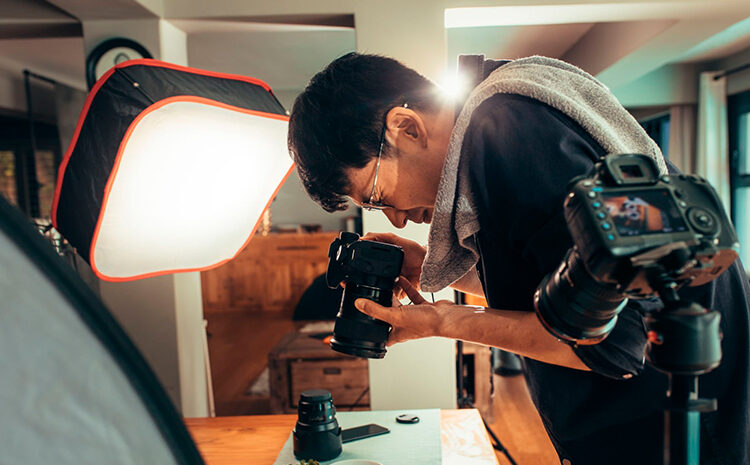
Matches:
[269,331,369,413]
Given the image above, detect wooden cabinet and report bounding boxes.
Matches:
[461,342,494,423]
[201,232,337,315]
[269,331,369,413]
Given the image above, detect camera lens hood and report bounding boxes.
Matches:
[293,389,342,461]
[534,249,627,344]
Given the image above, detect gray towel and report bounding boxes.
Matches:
[420,56,666,293]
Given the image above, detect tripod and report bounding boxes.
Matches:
[646,277,722,465]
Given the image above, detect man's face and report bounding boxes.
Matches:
[345,104,453,229]
[347,152,436,229]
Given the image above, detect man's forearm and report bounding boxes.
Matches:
[439,306,590,371]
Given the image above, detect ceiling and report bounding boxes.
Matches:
[1,0,750,103]
[0,37,85,88]
[174,20,355,103]
[446,22,596,69]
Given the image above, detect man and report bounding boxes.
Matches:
[287,52,750,464]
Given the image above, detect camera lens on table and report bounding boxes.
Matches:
[293,389,342,461]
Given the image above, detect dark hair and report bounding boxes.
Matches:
[288,52,439,212]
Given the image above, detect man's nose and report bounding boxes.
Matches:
[383,209,407,229]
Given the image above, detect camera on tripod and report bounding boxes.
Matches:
[326,231,404,359]
[534,153,739,345]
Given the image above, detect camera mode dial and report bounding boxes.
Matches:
[687,208,719,236]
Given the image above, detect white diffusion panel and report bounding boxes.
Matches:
[0,230,177,465]
[93,100,292,279]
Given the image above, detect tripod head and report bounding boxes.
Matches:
[645,275,721,378]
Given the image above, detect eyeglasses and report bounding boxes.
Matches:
[360,125,393,211]
[361,103,408,211]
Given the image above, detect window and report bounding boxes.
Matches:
[0,116,61,219]
[0,150,16,206]
[639,113,671,158]
[728,90,750,272]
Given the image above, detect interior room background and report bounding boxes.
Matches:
[2,2,750,446]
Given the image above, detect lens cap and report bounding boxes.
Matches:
[300,389,332,403]
[396,414,420,424]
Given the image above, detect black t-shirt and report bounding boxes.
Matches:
[462,92,750,464]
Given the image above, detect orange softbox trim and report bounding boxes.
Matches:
[52,59,294,281]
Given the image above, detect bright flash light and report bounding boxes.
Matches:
[93,99,291,279]
[440,72,469,101]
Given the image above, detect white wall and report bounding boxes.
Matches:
[363,213,458,411]
[272,170,358,232]
[0,65,49,118]
[368,337,457,410]
[0,48,80,120]
[613,63,700,108]
[613,46,750,110]
[99,275,182,406]
[82,19,161,56]
[173,272,209,416]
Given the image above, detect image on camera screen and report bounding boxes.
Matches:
[601,190,688,236]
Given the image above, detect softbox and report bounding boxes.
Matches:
[52,59,293,281]
[0,195,203,464]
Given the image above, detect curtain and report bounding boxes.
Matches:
[668,104,697,174]
[696,71,731,213]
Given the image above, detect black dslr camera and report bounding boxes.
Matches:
[534,154,739,344]
[326,232,404,358]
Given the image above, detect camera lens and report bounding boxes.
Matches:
[326,233,403,359]
[293,389,342,461]
[534,249,627,344]
[330,283,393,359]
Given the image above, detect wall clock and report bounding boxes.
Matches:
[86,38,153,89]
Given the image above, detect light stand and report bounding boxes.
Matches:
[645,274,722,465]
[455,292,518,465]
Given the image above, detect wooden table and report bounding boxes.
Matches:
[186,409,499,465]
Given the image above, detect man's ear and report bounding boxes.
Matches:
[385,106,428,148]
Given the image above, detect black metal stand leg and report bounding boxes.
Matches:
[666,375,700,465]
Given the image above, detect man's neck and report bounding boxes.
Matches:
[432,100,458,152]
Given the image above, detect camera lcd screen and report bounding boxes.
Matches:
[601,190,688,236]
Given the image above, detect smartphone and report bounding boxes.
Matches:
[341,423,390,443]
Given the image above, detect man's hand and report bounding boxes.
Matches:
[355,277,590,372]
[362,232,426,298]
[355,277,452,346]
